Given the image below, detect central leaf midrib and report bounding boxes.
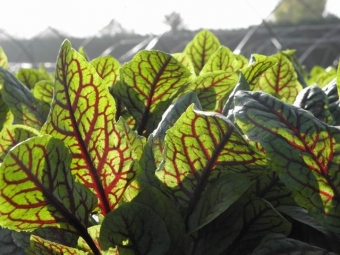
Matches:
[61,54,111,215]
[137,56,172,135]
[185,121,234,228]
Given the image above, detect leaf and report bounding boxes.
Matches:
[323,79,340,124]
[12,227,78,250]
[294,85,334,124]
[32,79,54,120]
[0,67,45,129]
[226,197,291,255]
[234,91,340,232]
[184,71,238,111]
[252,233,337,255]
[188,173,251,232]
[133,185,188,255]
[183,29,221,75]
[77,225,103,253]
[172,52,196,75]
[0,95,13,130]
[90,56,120,87]
[0,46,8,69]
[0,135,97,232]
[99,202,170,255]
[235,54,248,69]
[117,49,192,135]
[26,235,89,255]
[16,68,52,90]
[78,46,89,61]
[156,104,267,216]
[257,52,303,103]
[254,173,296,207]
[0,227,26,255]
[241,54,277,90]
[200,46,243,73]
[191,202,244,255]
[0,124,39,163]
[150,92,201,168]
[41,40,141,215]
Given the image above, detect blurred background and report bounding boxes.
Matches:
[1,0,340,72]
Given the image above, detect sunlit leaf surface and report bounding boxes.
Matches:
[234,91,340,232]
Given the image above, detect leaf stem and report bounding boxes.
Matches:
[81,229,101,255]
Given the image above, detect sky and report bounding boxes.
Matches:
[0,0,340,38]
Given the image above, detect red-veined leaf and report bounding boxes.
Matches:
[234,91,340,232]
[258,52,303,103]
[156,104,267,217]
[184,71,238,111]
[27,235,89,255]
[16,68,52,90]
[201,46,244,73]
[183,29,221,75]
[172,52,196,75]
[0,124,39,163]
[41,40,142,215]
[90,56,120,87]
[117,50,192,135]
[32,79,54,120]
[241,54,277,90]
[0,135,97,232]
[0,67,45,129]
[0,96,13,130]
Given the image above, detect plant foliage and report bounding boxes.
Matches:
[0,29,340,255]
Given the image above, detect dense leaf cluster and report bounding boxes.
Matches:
[0,29,340,255]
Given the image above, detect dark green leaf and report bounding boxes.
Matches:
[252,233,337,255]
[188,173,251,232]
[234,91,340,232]
[99,202,170,255]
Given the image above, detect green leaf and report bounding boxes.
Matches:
[78,46,89,61]
[254,173,296,207]
[77,225,103,254]
[0,124,39,163]
[41,40,140,215]
[32,79,54,121]
[323,80,340,124]
[117,49,192,135]
[0,135,97,232]
[258,52,303,103]
[0,46,8,69]
[133,185,188,255]
[234,91,340,232]
[294,85,334,124]
[309,67,337,88]
[191,202,244,255]
[12,227,78,251]
[26,235,89,255]
[226,197,291,255]
[252,233,336,255]
[200,46,243,73]
[0,95,13,130]
[16,68,52,90]
[188,173,251,232]
[0,67,45,129]
[99,202,170,255]
[139,92,202,188]
[241,54,277,90]
[184,71,238,112]
[172,52,196,75]
[156,104,267,215]
[183,29,221,75]
[90,56,120,87]
[0,227,26,255]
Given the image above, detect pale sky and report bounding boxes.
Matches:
[0,0,340,38]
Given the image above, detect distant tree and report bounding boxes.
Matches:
[273,0,327,24]
[164,12,184,32]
